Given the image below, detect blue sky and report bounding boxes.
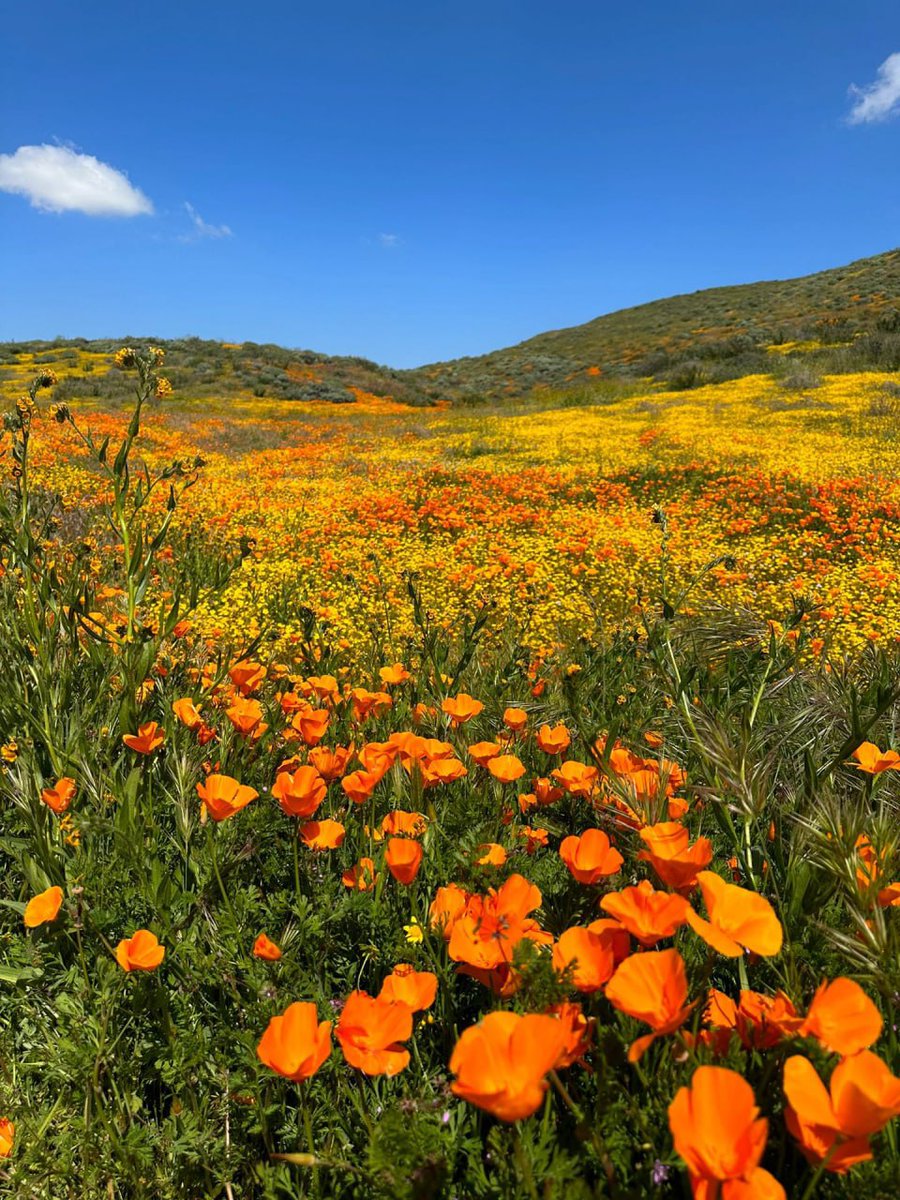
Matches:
[1,1,899,367]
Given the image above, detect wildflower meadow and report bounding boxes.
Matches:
[1,345,900,1199]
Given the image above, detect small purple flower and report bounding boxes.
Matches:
[441,1109,451,1125]
[652,1160,671,1186]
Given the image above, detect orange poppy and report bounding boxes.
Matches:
[336,991,412,1075]
[669,1065,785,1198]
[350,688,393,722]
[441,693,484,726]
[783,1052,900,1171]
[605,947,694,1062]
[385,837,423,884]
[115,929,166,972]
[706,988,802,1051]
[272,765,326,819]
[40,777,76,815]
[341,768,383,805]
[172,697,203,730]
[291,708,331,747]
[850,742,900,774]
[429,883,471,935]
[551,760,599,798]
[196,774,259,822]
[798,977,882,1056]
[418,756,468,787]
[600,880,690,946]
[342,857,378,891]
[487,754,526,783]
[306,674,339,701]
[0,1119,13,1158]
[122,722,165,754]
[468,741,501,767]
[637,822,713,892]
[225,697,267,739]
[878,881,900,907]
[256,1001,332,1082]
[536,723,571,754]
[685,871,783,958]
[24,885,64,928]
[559,829,623,885]
[552,924,619,993]
[518,826,549,854]
[308,744,354,781]
[299,818,345,850]
[253,933,282,961]
[548,1001,595,1068]
[448,874,550,973]
[503,707,528,733]
[381,809,428,838]
[379,964,437,1011]
[228,659,266,695]
[379,663,410,686]
[449,1012,568,1121]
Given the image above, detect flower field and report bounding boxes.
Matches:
[1,348,899,1198]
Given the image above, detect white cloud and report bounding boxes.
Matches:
[0,143,153,215]
[182,201,233,240]
[847,52,900,124]
[378,232,401,247]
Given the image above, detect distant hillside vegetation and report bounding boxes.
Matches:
[3,249,899,406]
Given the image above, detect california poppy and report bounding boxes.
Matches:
[385,837,423,884]
[308,744,354,781]
[706,988,802,1051]
[441,693,484,726]
[0,1120,13,1159]
[605,947,694,1062]
[172,698,203,730]
[381,810,428,838]
[669,1065,785,1198]
[798,977,882,1056]
[559,829,623,885]
[686,871,783,958]
[503,707,529,733]
[487,754,526,783]
[23,885,64,929]
[257,1001,332,1082]
[300,818,345,851]
[468,741,501,767]
[336,990,412,1075]
[115,929,166,972]
[272,765,326,819]
[548,1001,595,1068]
[379,964,437,1011]
[253,933,282,961]
[551,760,599,798]
[291,708,330,747]
[342,857,378,891]
[600,880,690,946]
[225,697,267,739]
[40,777,76,815]
[196,774,258,822]
[229,659,266,695]
[637,822,713,891]
[449,1012,567,1121]
[476,842,507,867]
[379,663,410,686]
[536,723,571,754]
[429,883,470,935]
[552,924,619,993]
[122,722,165,754]
[341,768,383,805]
[850,742,900,774]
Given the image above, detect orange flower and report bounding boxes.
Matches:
[196,774,258,822]
[685,871,783,958]
[784,1052,900,1171]
[225,697,267,739]
[336,991,412,1075]
[487,754,526,783]
[24,885,64,928]
[706,988,802,1050]
[503,707,528,733]
[441,693,484,726]
[308,744,354,781]
[468,740,501,767]
[0,1119,13,1158]
[448,874,550,973]
[637,821,713,891]
[385,837,423,884]
[600,880,690,946]
[172,697,203,730]
[551,760,599,797]
[379,964,437,1011]
[290,707,331,747]
[379,663,410,686]
[300,818,346,850]
[518,826,549,854]
[115,929,166,972]
[449,1012,568,1121]
[552,924,620,993]
[253,933,282,961]
[559,829,623,884]
[536,723,571,754]
[122,722,165,754]
[798,977,882,1056]
[256,1001,332,1081]
[40,776,76,815]
[429,883,470,935]
[418,756,468,786]
[548,1001,594,1068]
[381,809,428,838]
[669,1065,785,1198]
[850,741,900,774]
[229,659,266,695]
[272,765,326,819]
[476,842,507,867]
[341,768,383,805]
[342,857,378,891]
[605,947,694,1062]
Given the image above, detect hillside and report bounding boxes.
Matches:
[3,248,900,406]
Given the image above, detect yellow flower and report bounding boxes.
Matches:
[1,741,18,764]
[403,917,424,945]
